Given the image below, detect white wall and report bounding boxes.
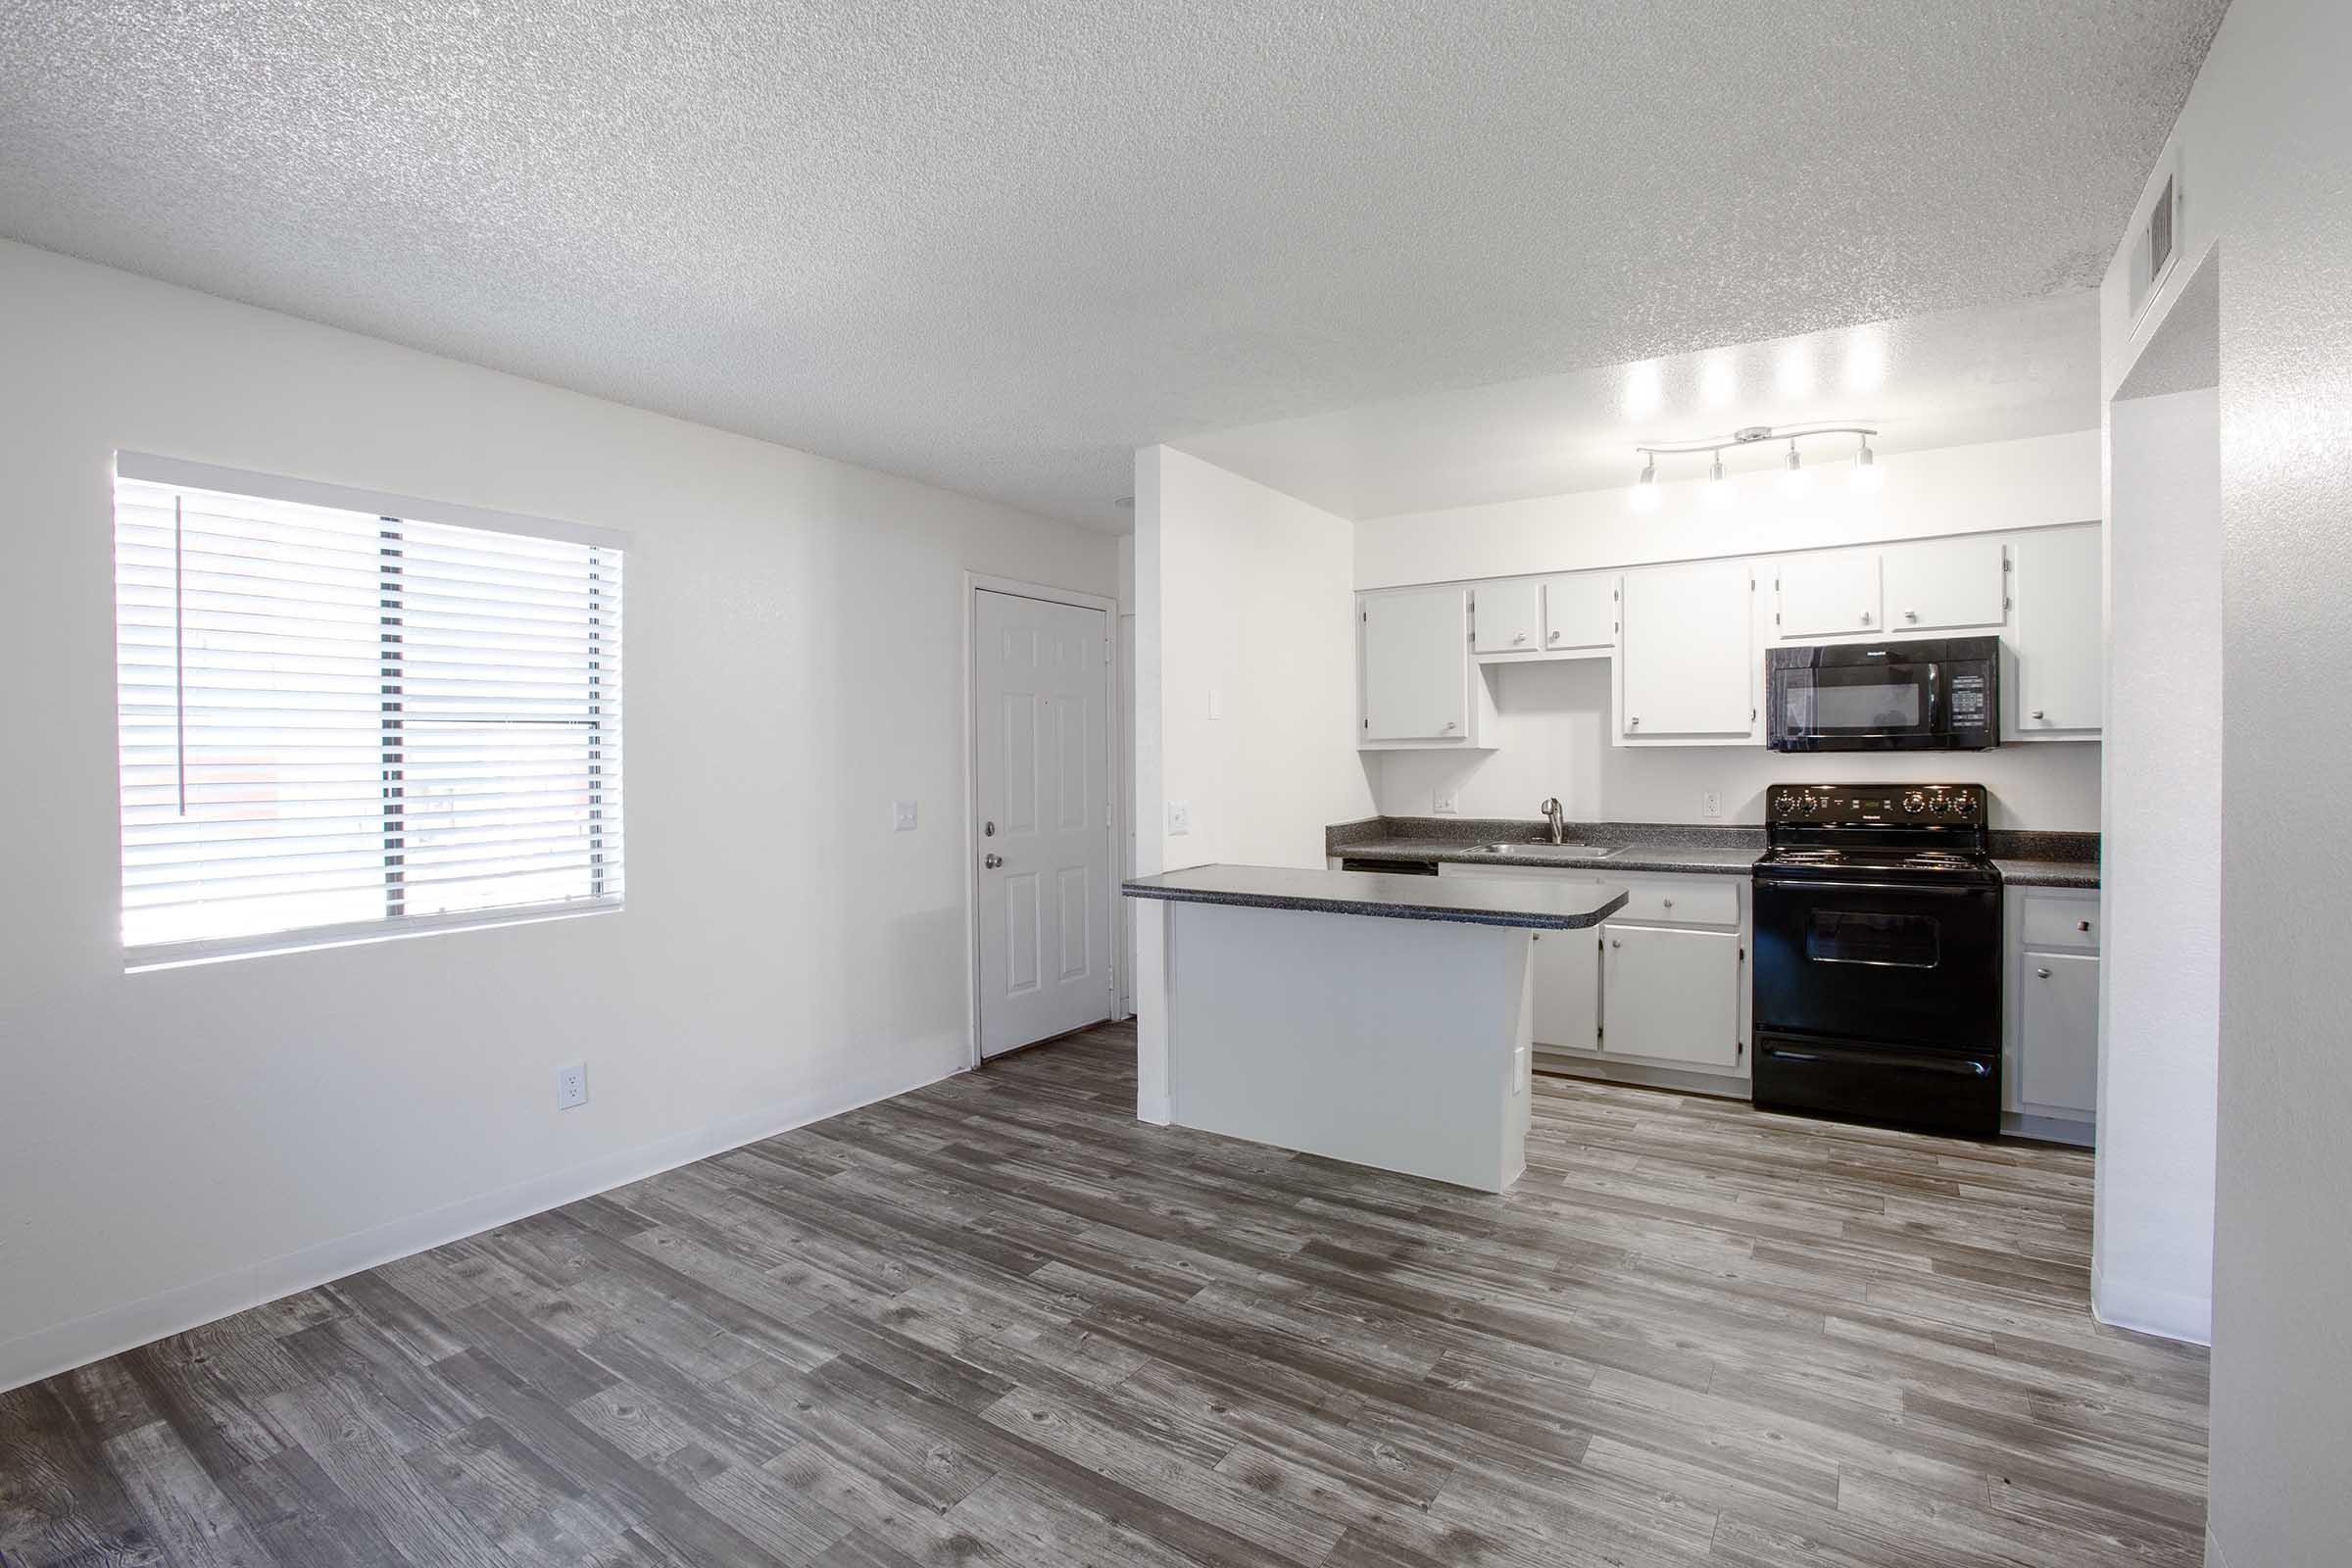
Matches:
[1373,658,2101,829]
[2096,3,2352,1561]
[1355,429,2101,589]
[1129,445,1375,1121]
[2093,385,2220,1345]
[0,240,1116,1391]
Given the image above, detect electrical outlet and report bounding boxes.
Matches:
[1166,800,1191,835]
[556,1063,588,1110]
[892,800,918,831]
[1699,790,1723,820]
[1207,687,1223,720]
[1433,787,1459,815]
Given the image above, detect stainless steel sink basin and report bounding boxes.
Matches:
[1466,842,1618,858]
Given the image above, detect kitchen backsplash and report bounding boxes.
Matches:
[1365,658,2102,831]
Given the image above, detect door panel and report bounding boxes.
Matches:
[1472,578,1543,653]
[1620,561,1754,738]
[1362,587,1469,740]
[1777,549,1881,638]
[1542,573,1616,653]
[1530,926,1600,1051]
[2021,952,2100,1112]
[1601,924,1741,1069]
[977,590,1113,1056]
[1882,536,2007,631]
[2011,526,2103,734]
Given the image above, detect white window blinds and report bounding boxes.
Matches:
[113,464,623,959]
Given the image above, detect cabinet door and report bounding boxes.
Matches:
[1600,924,1741,1069]
[1471,579,1543,654]
[1542,573,1617,653]
[2011,526,2102,735]
[1620,560,1755,739]
[1362,588,1469,741]
[1775,549,1881,638]
[1882,536,2007,631]
[2020,952,2100,1112]
[1529,926,1601,1051]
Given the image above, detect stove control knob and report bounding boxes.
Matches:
[1903,792,1927,815]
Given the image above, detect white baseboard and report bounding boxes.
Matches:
[2091,1259,2214,1346]
[0,1059,956,1396]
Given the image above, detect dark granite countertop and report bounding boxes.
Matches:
[1335,838,1762,877]
[1121,864,1629,930]
[1329,816,2100,888]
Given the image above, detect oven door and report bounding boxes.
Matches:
[1752,876,2001,1051]
[1770,659,1944,751]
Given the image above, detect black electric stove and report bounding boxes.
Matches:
[1751,783,2002,1136]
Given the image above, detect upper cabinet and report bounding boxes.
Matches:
[1617,559,1758,744]
[1775,549,1882,638]
[1469,578,1542,654]
[1882,536,2008,632]
[1359,586,1493,748]
[1542,573,1617,655]
[2009,525,2103,738]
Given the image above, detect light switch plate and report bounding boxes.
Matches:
[892,800,918,831]
[1166,801,1191,835]
[1699,790,1723,819]
[1433,787,1459,815]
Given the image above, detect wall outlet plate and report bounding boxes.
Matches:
[1699,790,1723,819]
[1167,800,1190,835]
[893,800,918,831]
[1207,687,1223,720]
[557,1063,588,1110]
[1433,787,1459,815]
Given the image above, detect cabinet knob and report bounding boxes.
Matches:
[2032,710,2046,720]
[1662,898,1675,908]
[1548,630,1560,642]
[1443,720,1457,731]
[1904,609,1919,621]
[1861,611,1873,625]
[1512,632,1528,644]
[2036,966,2052,979]
[1629,716,1641,728]
[1610,939,1622,949]
[2078,919,2091,932]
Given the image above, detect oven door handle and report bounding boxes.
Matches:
[1763,1045,1991,1077]
[1753,878,1991,897]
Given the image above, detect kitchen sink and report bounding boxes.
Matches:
[1466,842,1618,858]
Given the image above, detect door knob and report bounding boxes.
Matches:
[984,854,1004,869]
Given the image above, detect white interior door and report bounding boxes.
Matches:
[977,589,1114,1056]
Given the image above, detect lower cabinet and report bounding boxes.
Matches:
[1602,924,1742,1070]
[1442,863,1749,1081]
[2006,886,2101,1141]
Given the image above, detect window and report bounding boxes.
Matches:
[112,457,623,962]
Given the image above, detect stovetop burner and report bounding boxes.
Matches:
[1758,782,1998,884]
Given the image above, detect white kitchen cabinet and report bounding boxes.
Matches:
[2009,524,2103,738]
[2019,953,2100,1114]
[1360,587,1491,747]
[1602,925,1742,1070]
[1774,549,1882,639]
[1471,578,1543,655]
[1542,573,1617,655]
[1528,926,1600,1052]
[1617,559,1757,743]
[2005,886,2101,1141]
[1881,535,2008,632]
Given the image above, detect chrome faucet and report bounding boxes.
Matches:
[1541,797,1566,844]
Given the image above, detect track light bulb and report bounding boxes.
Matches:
[1629,457,1660,513]
[1780,442,1811,497]
[1703,455,1733,509]
[1850,437,1883,494]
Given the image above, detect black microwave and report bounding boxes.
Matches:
[1766,636,2000,752]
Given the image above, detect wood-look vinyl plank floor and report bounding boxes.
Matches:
[0,1020,2208,1566]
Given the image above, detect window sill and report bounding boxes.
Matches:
[122,899,623,973]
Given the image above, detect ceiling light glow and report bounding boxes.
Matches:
[1700,359,1737,407]
[1844,328,1887,393]
[1776,346,1815,398]
[1625,362,1663,419]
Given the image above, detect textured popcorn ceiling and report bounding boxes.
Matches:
[0,1,2227,529]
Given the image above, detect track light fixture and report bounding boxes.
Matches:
[1624,421,1881,514]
